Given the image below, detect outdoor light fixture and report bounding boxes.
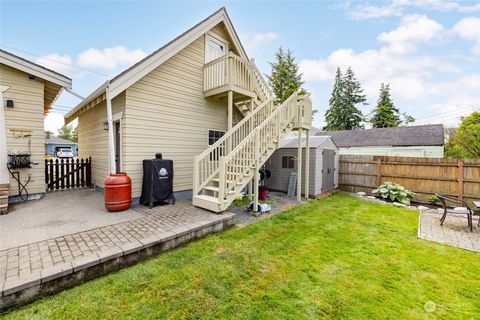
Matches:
[103,122,109,130]
[6,100,14,108]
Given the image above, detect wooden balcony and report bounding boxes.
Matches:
[204,53,271,101]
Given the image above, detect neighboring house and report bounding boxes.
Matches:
[44,132,78,158]
[316,124,445,158]
[65,7,312,212]
[0,49,72,203]
[266,136,339,196]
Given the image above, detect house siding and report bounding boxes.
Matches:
[1,64,45,196]
[76,92,126,188]
[124,34,232,197]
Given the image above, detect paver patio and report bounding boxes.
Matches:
[418,209,480,253]
[0,194,234,309]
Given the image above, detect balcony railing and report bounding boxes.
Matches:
[204,53,271,100]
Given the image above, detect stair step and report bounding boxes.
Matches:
[212,178,243,185]
[204,186,235,195]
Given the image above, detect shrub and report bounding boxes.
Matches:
[426,194,439,205]
[372,182,415,205]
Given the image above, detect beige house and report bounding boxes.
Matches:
[0,49,72,208]
[66,7,312,212]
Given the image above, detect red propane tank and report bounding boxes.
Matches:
[104,173,132,212]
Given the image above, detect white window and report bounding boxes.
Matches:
[208,129,226,146]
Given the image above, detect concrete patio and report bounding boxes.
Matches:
[418,209,480,253]
[0,189,234,309]
[0,189,144,250]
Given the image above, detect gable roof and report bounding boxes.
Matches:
[45,134,77,145]
[315,124,445,148]
[279,136,338,149]
[0,49,72,113]
[65,7,246,124]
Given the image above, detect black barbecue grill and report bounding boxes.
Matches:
[140,153,175,208]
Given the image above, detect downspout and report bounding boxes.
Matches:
[105,83,116,174]
[0,85,10,185]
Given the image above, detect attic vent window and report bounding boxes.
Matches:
[282,156,295,169]
[209,40,224,51]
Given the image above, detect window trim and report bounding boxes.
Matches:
[281,156,295,169]
[207,129,226,147]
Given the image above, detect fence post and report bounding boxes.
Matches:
[457,159,464,200]
[376,157,382,187]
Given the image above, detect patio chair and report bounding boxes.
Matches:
[435,194,479,232]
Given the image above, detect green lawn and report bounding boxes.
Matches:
[3,193,480,319]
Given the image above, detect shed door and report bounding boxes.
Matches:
[205,34,227,63]
[322,149,335,192]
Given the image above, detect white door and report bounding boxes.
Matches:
[205,34,227,63]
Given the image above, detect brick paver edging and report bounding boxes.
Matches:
[0,204,234,310]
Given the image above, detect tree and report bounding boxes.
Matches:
[323,67,366,130]
[57,125,78,142]
[370,83,400,128]
[445,112,480,158]
[370,83,415,128]
[267,47,306,105]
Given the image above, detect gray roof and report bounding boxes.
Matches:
[315,124,444,147]
[45,135,77,145]
[279,136,335,149]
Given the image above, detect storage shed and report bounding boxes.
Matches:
[265,136,339,197]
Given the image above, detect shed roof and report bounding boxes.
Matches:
[315,124,445,147]
[0,49,72,114]
[65,7,246,124]
[279,136,337,149]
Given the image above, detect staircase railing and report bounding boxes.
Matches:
[193,98,275,194]
[218,92,303,199]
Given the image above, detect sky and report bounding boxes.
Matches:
[1,0,479,133]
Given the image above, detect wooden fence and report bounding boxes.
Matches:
[339,155,480,205]
[45,158,91,191]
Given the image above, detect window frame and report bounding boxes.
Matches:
[281,156,295,169]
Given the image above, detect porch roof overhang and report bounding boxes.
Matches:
[65,7,247,124]
[0,49,72,114]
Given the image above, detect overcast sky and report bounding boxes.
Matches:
[1,0,479,132]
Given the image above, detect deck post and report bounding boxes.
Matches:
[193,155,200,196]
[305,129,310,199]
[227,90,233,131]
[248,178,253,200]
[105,85,116,175]
[297,128,302,202]
[253,129,260,212]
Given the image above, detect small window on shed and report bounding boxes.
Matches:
[282,156,295,169]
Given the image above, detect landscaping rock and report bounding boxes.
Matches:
[392,202,407,207]
[417,206,429,211]
[366,196,376,200]
[356,192,366,196]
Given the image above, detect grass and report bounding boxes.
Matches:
[3,193,479,319]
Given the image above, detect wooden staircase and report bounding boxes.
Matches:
[193,92,312,212]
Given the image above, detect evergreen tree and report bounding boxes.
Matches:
[267,47,305,105]
[323,67,366,130]
[369,83,415,127]
[370,83,401,128]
